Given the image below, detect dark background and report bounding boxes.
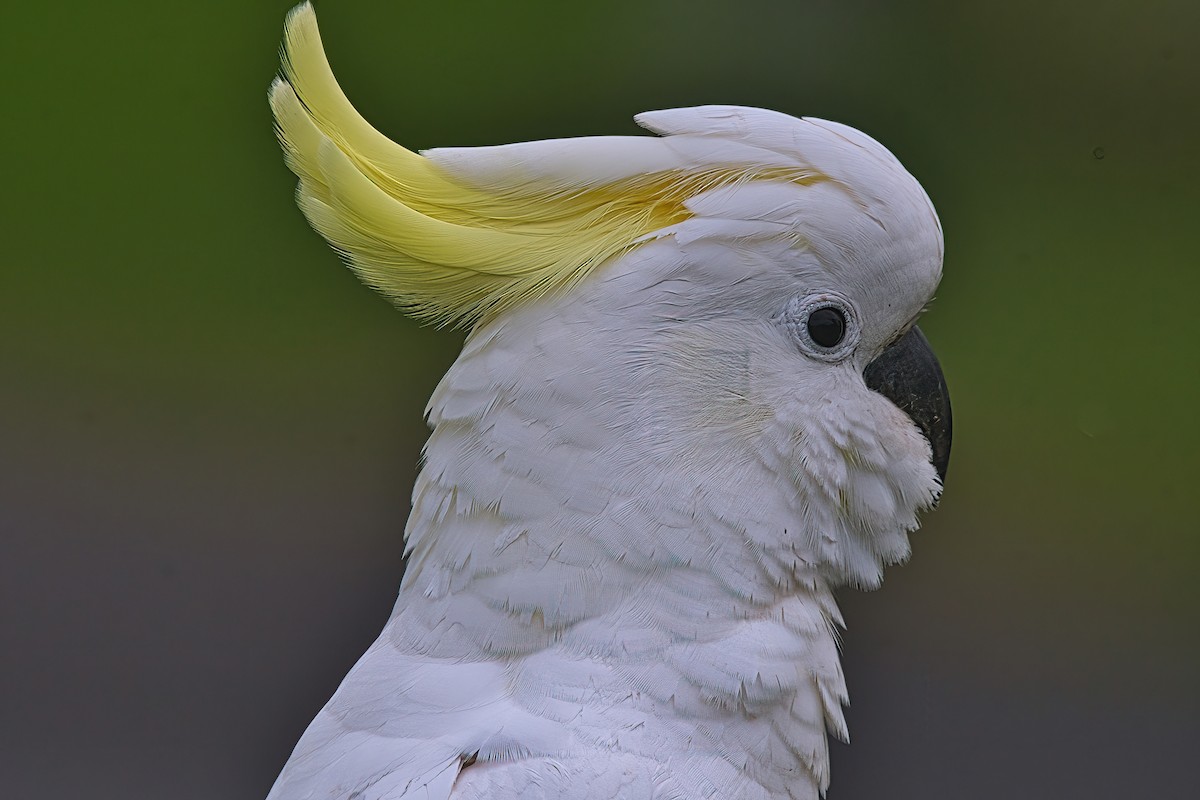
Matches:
[2,1,1197,797]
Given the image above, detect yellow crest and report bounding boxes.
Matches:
[271,3,815,326]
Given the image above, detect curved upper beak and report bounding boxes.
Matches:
[863,326,952,484]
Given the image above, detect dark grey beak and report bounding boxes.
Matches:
[863,326,952,483]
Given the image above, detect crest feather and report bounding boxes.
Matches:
[271,2,820,325]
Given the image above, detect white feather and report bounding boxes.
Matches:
[268,100,943,800]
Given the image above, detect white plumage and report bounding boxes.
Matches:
[267,5,947,799]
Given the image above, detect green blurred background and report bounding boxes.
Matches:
[2,1,1196,797]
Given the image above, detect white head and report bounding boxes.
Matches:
[271,3,950,594]
[419,107,949,591]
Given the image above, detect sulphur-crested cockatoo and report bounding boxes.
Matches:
[266,4,951,799]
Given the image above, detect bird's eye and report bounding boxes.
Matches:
[781,292,861,362]
[807,307,846,348]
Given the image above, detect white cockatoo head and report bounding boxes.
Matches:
[267,5,951,798]
[270,3,949,591]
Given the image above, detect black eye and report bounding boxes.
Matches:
[807,306,846,348]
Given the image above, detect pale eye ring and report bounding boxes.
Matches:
[782,292,862,362]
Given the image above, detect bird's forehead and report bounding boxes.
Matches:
[646,108,943,334]
[675,158,942,348]
[775,117,944,308]
[798,175,943,346]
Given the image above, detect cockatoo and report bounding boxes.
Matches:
[266,4,951,799]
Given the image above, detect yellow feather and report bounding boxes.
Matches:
[271,2,818,325]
